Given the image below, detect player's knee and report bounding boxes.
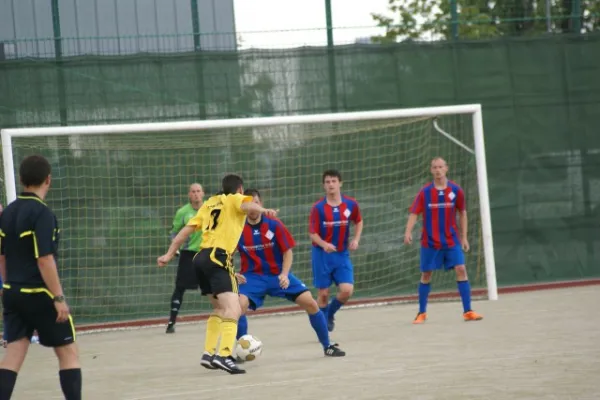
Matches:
[238,295,250,314]
[296,292,319,314]
[421,272,433,283]
[54,343,80,370]
[218,293,242,320]
[316,289,330,306]
[337,284,353,302]
[0,338,30,372]
[454,265,468,280]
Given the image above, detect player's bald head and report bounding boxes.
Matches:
[430,157,447,167]
[188,183,204,205]
[189,183,203,192]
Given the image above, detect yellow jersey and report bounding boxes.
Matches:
[186,193,252,254]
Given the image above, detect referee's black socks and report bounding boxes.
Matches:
[0,368,18,400]
[59,368,82,400]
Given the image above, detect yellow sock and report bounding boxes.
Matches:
[204,315,222,354]
[217,318,238,357]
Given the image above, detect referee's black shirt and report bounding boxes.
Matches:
[0,192,59,287]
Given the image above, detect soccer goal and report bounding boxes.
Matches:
[1,104,496,329]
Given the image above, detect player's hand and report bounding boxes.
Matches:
[54,301,70,323]
[349,238,359,251]
[278,274,290,289]
[321,242,337,253]
[461,238,470,252]
[263,208,279,218]
[404,232,413,245]
[235,273,247,284]
[157,254,172,267]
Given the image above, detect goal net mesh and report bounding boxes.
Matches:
[6,114,485,326]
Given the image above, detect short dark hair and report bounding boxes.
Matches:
[244,188,261,199]
[221,174,244,195]
[20,155,51,187]
[322,169,342,183]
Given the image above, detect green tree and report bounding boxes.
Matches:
[370,0,599,42]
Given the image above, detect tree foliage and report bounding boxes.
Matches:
[371,0,600,42]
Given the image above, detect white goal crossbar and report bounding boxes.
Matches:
[0,104,498,300]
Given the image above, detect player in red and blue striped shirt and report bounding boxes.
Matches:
[235,189,345,358]
[309,169,363,332]
[404,157,483,324]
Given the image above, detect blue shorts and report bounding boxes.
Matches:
[311,247,354,289]
[239,273,309,310]
[420,246,465,272]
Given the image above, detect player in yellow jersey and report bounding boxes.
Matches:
[157,174,278,374]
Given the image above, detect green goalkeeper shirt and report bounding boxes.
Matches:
[171,203,202,251]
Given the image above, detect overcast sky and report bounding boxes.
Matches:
[233,0,391,48]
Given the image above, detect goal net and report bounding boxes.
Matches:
[1,106,496,329]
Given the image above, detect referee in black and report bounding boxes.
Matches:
[0,155,82,400]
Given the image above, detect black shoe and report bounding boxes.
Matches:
[324,344,346,357]
[211,355,246,374]
[165,323,175,334]
[200,352,217,370]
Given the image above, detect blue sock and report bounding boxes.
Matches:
[418,282,431,313]
[457,280,472,313]
[319,306,328,317]
[236,314,248,340]
[309,311,330,350]
[328,298,343,319]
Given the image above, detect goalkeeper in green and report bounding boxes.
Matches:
[160,183,205,333]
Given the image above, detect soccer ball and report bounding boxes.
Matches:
[235,334,263,361]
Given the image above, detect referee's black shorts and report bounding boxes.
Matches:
[193,248,238,298]
[2,284,76,348]
[176,250,201,290]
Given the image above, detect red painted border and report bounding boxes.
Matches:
[75,278,600,333]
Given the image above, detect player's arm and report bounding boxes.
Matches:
[228,193,278,216]
[0,222,5,283]
[456,188,469,251]
[163,226,195,260]
[275,220,295,278]
[158,209,202,266]
[404,190,424,245]
[308,205,336,252]
[35,209,70,321]
[349,202,363,250]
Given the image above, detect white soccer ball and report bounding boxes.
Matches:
[235,334,263,361]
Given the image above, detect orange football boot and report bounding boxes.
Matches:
[413,312,427,324]
[463,310,483,321]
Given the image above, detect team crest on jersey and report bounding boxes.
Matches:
[343,209,351,218]
[448,192,456,200]
[265,230,274,240]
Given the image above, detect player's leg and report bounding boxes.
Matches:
[236,297,250,340]
[206,250,245,374]
[290,288,346,357]
[328,254,354,332]
[0,290,33,399]
[193,250,223,369]
[413,248,443,324]
[31,292,82,400]
[312,247,333,318]
[445,247,483,321]
[166,286,185,334]
[167,251,199,333]
[236,274,267,340]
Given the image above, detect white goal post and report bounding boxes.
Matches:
[1,104,498,302]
